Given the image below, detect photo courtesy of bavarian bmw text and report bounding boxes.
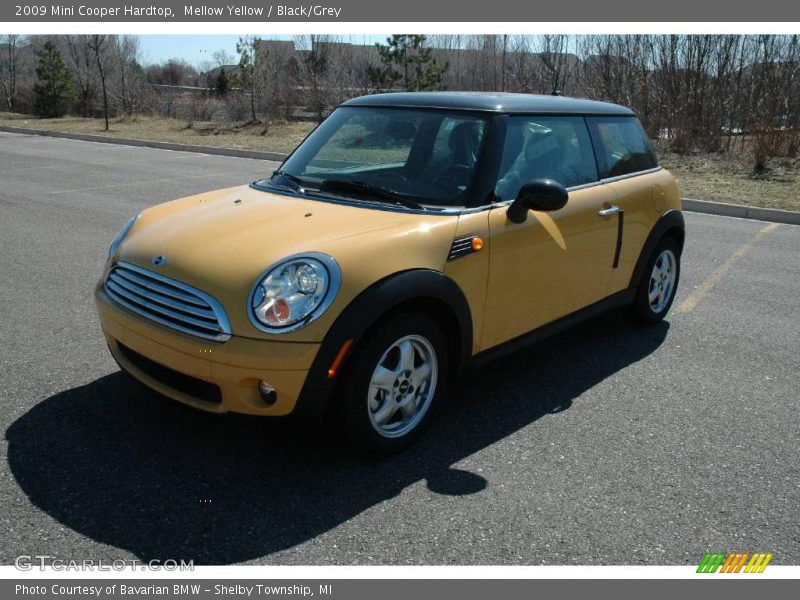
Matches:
[0,0,798,594]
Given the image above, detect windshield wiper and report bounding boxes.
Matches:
[319,180,426,211]
[270,170,306,193]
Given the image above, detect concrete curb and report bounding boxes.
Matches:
[681,198,800,226]
[0,125,289,163]
[3,124,799,226]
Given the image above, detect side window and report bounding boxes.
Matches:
[495,116,598,202]
[590,116,658,178]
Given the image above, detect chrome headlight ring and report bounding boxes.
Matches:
[247,252,341,334]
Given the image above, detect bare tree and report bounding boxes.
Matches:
[86,35,111,130]
[111,36,143,116]
[0,34,21,110]
[538,35,578,94]
[64,35,96,117]
[295,35,340,121]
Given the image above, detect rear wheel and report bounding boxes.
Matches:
[340,313,447,454]
[629,237,681,324]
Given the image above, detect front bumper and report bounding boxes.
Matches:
[95,285,321,416]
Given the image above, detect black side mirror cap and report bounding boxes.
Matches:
[507,179,569,224]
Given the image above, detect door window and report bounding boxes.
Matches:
[495,116,598,202]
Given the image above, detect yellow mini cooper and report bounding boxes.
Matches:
[96,92,684,452]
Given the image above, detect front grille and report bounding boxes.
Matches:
[117,343,222,404]
[104,262,232,342]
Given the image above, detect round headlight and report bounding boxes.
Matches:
[248,253,341,333]
[108,214,139,259]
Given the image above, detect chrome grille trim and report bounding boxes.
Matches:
[112,268,208,307]
[104,262,232,342]
[106,273,217,319]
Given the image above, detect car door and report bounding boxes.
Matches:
[586,115,663,293]
[481,115,621,350]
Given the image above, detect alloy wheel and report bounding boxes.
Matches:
[367,334,438,438]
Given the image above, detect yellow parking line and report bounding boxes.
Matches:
[676,222,780,313]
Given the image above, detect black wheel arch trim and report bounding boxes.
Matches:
[292,269,473,418]
[629,210,685,291]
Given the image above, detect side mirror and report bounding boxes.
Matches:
[507,179,569,224]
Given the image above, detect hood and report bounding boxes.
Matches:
[115,185,459,340]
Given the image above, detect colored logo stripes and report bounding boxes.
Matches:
[697,552,773,573]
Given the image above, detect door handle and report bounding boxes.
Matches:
[598,205,621,217]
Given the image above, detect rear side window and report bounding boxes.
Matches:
[495,116,598,202]
[589,116,658,178]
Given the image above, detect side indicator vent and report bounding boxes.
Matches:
[448,236,484,261]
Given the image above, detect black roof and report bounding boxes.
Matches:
[341,92,634,116]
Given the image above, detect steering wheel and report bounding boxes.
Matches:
[376,171,412,186]
[433,163,473,192]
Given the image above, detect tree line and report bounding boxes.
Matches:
[2,34,798,173]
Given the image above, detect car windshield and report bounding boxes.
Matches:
[272,106,489,209]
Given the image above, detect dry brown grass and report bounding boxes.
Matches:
[0,112,315,155]
[657,142,800,212]
[2,113,798,211]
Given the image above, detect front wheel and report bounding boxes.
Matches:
[340,313,447,454]
[629,237,681,324]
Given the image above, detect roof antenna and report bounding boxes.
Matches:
[551,89,562,96]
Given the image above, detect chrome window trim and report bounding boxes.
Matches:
[246,252,342,335]
[104,262,232,342]
[599,165,662,184]
[489,166,663,208]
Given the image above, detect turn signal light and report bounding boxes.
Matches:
[327,339,354,378]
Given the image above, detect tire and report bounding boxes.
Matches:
[339,312,448,454]
[629,236,681,325]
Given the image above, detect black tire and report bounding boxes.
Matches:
[629,236,681,325]
[339,312,448,454]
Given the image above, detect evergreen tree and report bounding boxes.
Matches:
[214,67,229,97]
[369,35,448,93]
[33,40,73,117]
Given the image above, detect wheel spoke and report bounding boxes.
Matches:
[368,386,385,411]
[371,365,397,390]
[649,286,660,303]
[415,361,433,384]
[398,395,418,420]
[372,397,397,426]
[397,340,416,373]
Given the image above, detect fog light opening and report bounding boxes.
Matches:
[258,380,277,406]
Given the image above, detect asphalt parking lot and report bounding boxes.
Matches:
[1,131,798,566]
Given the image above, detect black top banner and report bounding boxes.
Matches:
[4,0,800,22]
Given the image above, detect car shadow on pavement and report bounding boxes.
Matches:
[6,313,669,564]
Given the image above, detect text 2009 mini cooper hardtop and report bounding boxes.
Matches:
[96,92,684,452]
